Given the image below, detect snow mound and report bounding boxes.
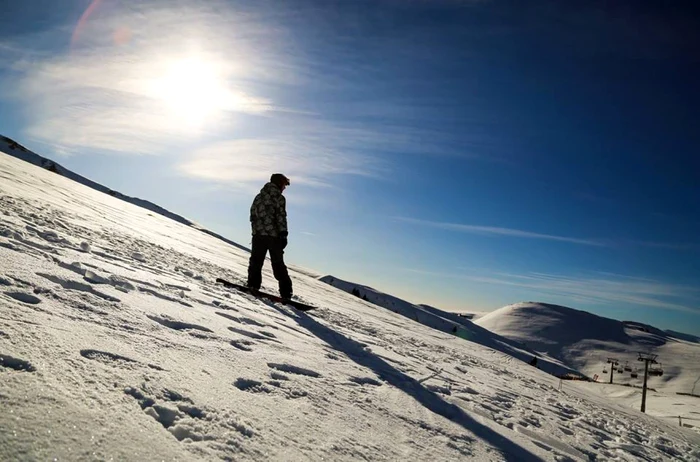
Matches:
[320,276,583,378]
[475,302,700,393]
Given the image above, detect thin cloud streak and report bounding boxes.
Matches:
[397,217,606,246]
[178,138,384,188]
[628,240,699,251]
[403,267,700,315]
[466,274,698,315]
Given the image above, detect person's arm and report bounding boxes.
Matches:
[277,195,288,239]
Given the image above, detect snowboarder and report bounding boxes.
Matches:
[247,173,293,300]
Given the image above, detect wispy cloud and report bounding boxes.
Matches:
[178,137,384,188]
[626,240,699,251]
[476,272,699,314]
[1,0,517,191]
[397,217,606,246]
[2,1,456,189]
[404,267,700,315]
[2,6,289,154]
[398,217,698,251]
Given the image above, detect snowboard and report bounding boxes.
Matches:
[215,278,316,311]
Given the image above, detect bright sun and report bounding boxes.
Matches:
[146,55,270,131]
[151,58,231,129]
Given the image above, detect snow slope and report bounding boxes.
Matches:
[0,135,249,253]
[475,302,700,394]
[2,151,699,460]
[320,275,588,378]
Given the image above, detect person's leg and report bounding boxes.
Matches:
[269,238,293,299]
[247,235,268,291]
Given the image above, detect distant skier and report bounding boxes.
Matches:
[247,173,293,300]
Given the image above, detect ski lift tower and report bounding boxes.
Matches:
[638,352,658,413]
[606,358,619,384]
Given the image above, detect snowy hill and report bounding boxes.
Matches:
[321,276,617,380]
[475,302,700,394]
[2,151,700,460]
[320,275,477,328]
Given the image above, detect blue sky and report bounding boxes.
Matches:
[1,0,699,334]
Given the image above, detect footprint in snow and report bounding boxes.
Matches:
[212,300,238,311]
[175,267,196,278]
[147,315,213,333]
[124,386,215,441]
[531,441,553,452]
[215,311,240,323]
[163,282,191,292]
[73,303,109,316]
[188,331,220,341]
[0,354,36,372]
[349,376,382,386]
[138,287,192,307]
[4,291,41,305]
[230,339,255,351]
[27,226,66,244]
[425,384,451,395]
[0,241,19,252]
[559,426,575,436]
[267,362,321,378]
[236,316,269,328]
[84,270,111,285]
[80,349,139,367]
[234,376,308,400]
[270,371,289,381]
[131,252,146,262]
[519,415,542,428]
[228,326,279,343]
[456,386,479,396]
[488,396,514,410]
[282,388,308,399]
[160,388,194,403]
[234,378,273,394]
[36,273,120,303]
[80,348,164,370]
[554,406,581,421]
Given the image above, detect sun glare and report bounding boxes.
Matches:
[150,58,232,129]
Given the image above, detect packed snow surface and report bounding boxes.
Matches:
[1,151,699,460]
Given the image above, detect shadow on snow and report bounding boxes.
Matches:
[268,304,542,462]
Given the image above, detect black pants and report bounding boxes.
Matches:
[247,235,293,298]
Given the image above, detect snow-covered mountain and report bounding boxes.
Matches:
[475,302,700,394]
[2,150,699,460]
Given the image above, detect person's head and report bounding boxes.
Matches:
[270,173,290,192]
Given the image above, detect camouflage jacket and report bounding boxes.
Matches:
[250,182,288,237]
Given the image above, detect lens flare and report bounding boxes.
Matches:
[72,0,132,48]
[113,25,132,46]
[71,0,103,48]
